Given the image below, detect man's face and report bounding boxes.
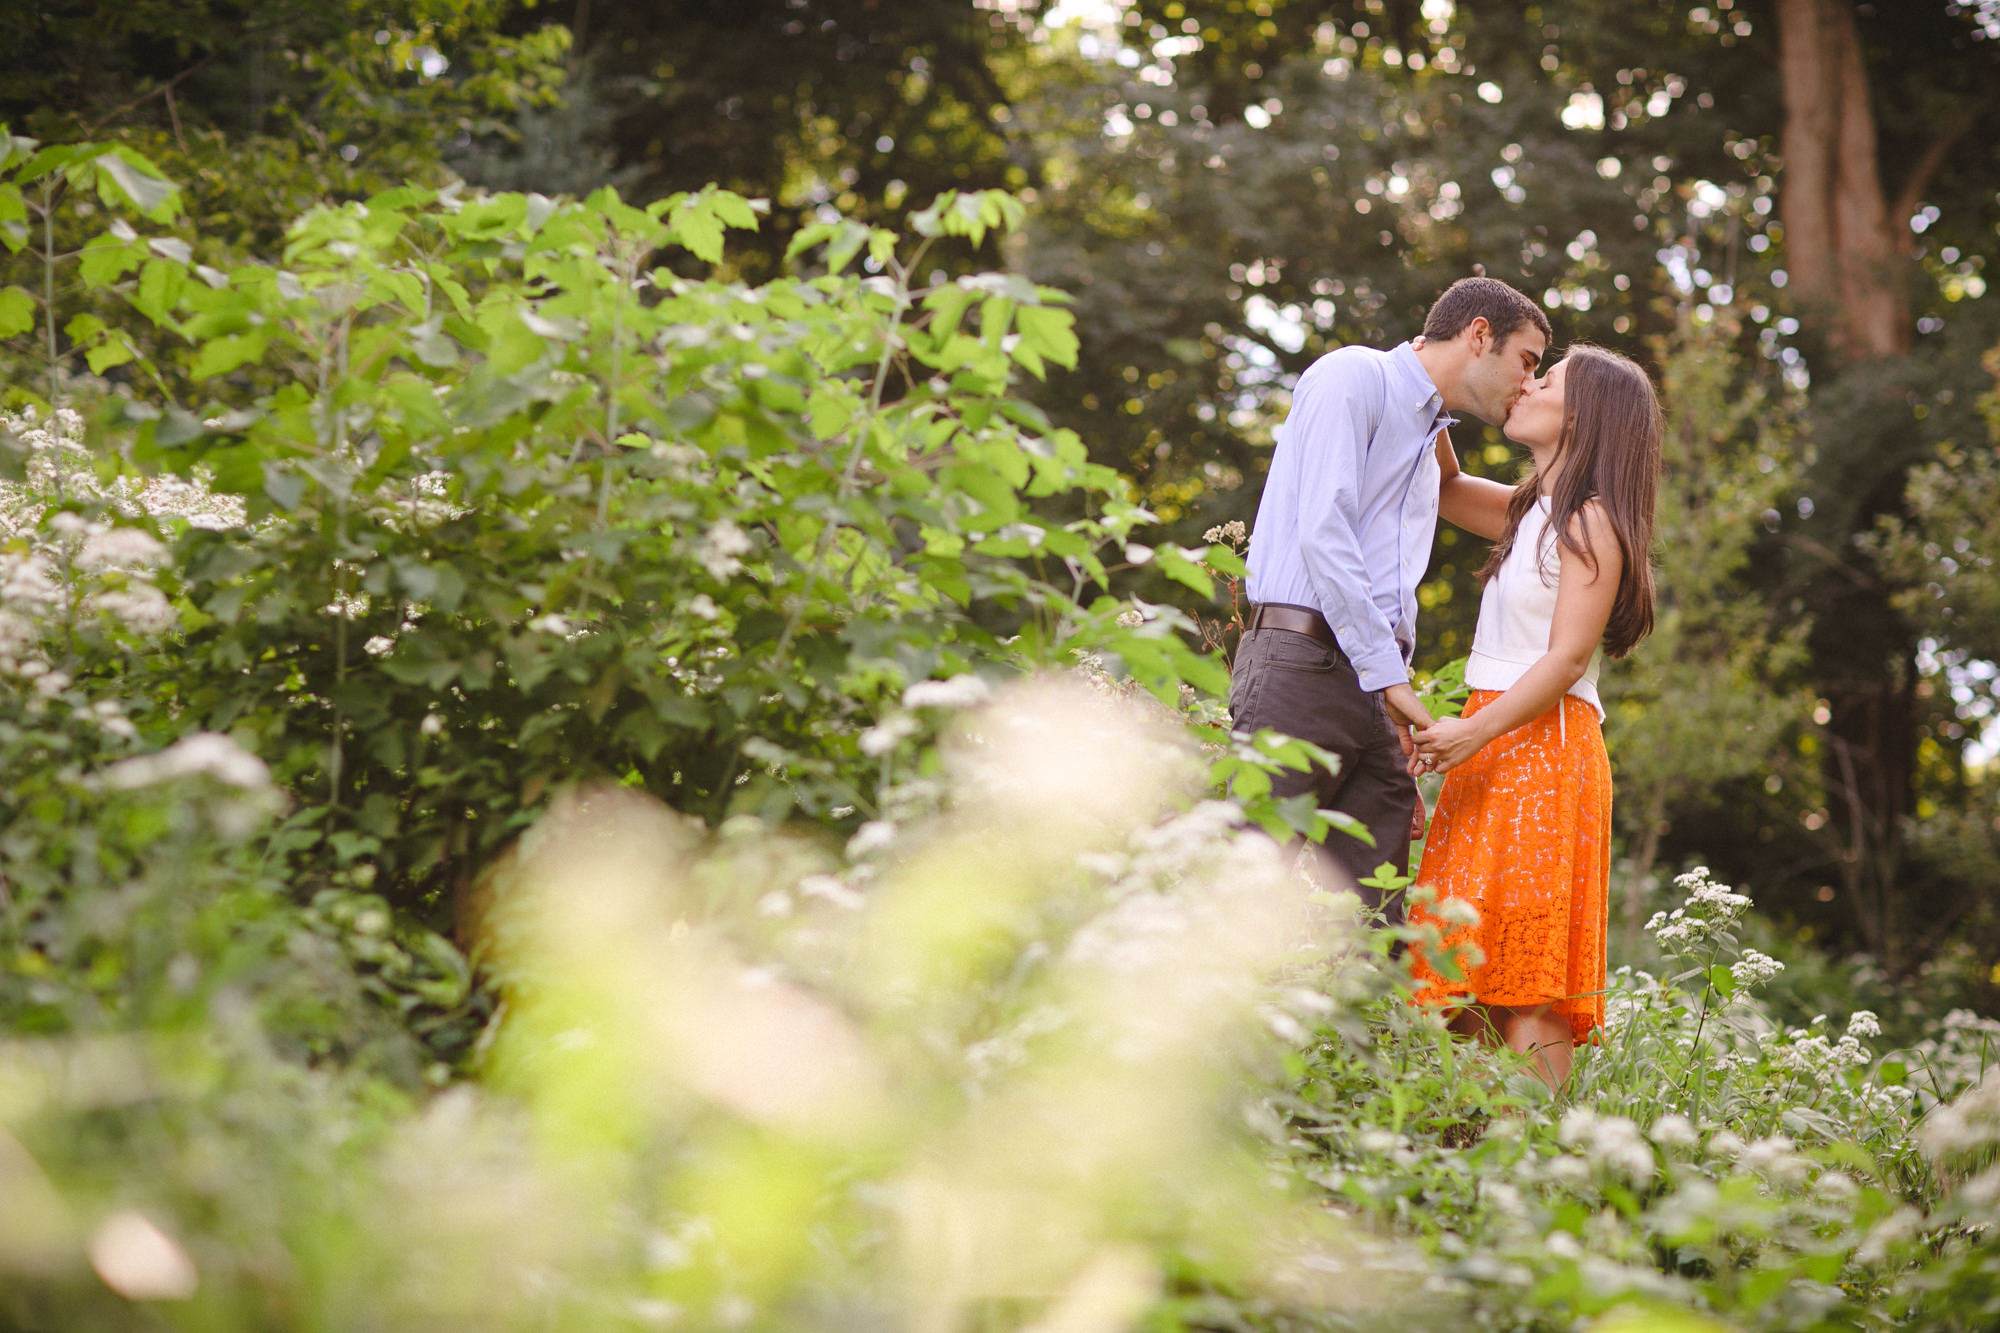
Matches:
[1460,323,1547,426]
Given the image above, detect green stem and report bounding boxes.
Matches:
[596,248,630,534]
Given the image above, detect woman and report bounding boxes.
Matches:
[1407,344,1662,1090]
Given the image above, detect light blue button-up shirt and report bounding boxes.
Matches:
[1245,341,1453,693]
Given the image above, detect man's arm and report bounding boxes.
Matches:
[1290,357,1418,698]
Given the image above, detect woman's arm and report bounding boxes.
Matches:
[1412,505,1620,772]
[1435,430,1514,541]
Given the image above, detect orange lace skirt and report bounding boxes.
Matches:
[1408,689,1612,1044]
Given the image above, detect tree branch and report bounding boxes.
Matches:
[86,50,220,135]
[1890,87,2000,253]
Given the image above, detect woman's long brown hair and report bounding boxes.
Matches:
[1476,344,1662,659]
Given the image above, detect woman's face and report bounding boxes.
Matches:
[1503,358,1567,449]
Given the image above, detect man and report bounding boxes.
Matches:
[1231,276,1550,906]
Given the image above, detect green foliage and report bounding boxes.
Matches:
[1,139,1245,915]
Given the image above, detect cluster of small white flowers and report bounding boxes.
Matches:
[1918,1069,2000,1166]
[113,472,245,531]
[324,590,370,619]
[366,469,467,532]
[1729,948,1785,988]
[1765,1019,1876,1088]
[1557,1107,1655,1184]
[1643,866,1752,950]
[693,519,753,579]
[845,819,897,860]
[102,732,272,792]
[1647,1113,1699,1150]
[76,526,167,574]
[89,584,176,636]
[0,417,198,661]
[1115,799,1246,892]
[3,407,244,533]
[1201,519,1247,550]
[857,713,919,757]
[0,551,62,611]
[1737,1132,1814,1188]
[902,674,992,710]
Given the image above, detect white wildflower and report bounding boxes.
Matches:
[1739,1134,1795,1173]
[125,472,245,531]
[89,585,178,636]
[0,610,37,656]
[1919,1070,2000,1164]
[527,613,572,636]
[1545,1157,1591,1188]
[845,820,897,859]
[797,874,865,910]
[1730,949,1785,988]
[1648,1114,1698,1150]
[1,553,62,609]
[694,520,753,579]
[1705,1129,1746,1160]
[1115,608,1145,628]
[76,527,167,574]
[419,713,445,736]
[902,675,992,710]
[1357,1129,1401,1155]
[688,593,719,620]
[858,713,919,758]
[1543,1231,1582,1260]
[1202,519,1247,548]
[1557,1107,1599,1148]
[103,732,271,793]
[363,635,395,656]
[1581,1114,1654,1183]
[1847,1010,1882,1040]
[324,590,370,619]
[1645,867,1753,952]
[1434,895,1482,928]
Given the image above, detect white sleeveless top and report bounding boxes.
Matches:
[1463,495,1604,720]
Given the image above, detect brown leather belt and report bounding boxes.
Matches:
[1246,602,1339,647]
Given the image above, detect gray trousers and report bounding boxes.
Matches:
[1227,627,1420,917]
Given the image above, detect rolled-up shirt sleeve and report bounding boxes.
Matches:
[1290,360,1408,692]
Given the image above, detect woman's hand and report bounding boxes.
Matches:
[1411,715,1490,774]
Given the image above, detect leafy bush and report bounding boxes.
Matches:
[13,139,2000,1333]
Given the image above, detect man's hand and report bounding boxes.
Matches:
[1382,682,1433,776]
[1408,799,1428,846]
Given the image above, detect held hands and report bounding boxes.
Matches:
[1382,681,1434,777]
[1410,714,1489,775]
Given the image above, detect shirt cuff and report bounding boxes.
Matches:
[1347,643,1409,694]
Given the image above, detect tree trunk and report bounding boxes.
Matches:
[1776,0,1909,360]
[1777,0,1927,963]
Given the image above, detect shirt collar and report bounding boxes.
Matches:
[1391,341,1457,434]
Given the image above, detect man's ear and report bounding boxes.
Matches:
[1466,316,1492,355]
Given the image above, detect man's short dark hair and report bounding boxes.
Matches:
[1421,276,1552,349]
